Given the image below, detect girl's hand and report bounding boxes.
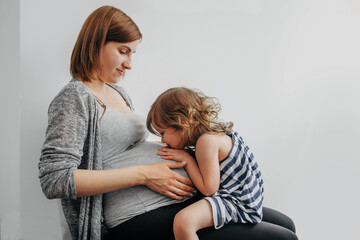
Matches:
[157,147,193,162]
[141,162,195,200]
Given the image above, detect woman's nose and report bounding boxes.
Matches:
[123,59,132,70]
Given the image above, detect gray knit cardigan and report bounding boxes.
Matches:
[39,78,134,239]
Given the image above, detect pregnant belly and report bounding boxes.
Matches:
[103,141,189,169]
[102,141,191,228]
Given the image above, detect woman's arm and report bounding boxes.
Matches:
[74,161,194,199]
[39,85,89,200]
[158,134,220,196]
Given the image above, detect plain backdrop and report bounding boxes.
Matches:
[1,0,360,239]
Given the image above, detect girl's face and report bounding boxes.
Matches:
[99,39,140,84]
[152,122,184,149]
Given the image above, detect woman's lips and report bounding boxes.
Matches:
[116,69,124,75]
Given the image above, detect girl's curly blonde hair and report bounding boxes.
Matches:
[146,87,233,148]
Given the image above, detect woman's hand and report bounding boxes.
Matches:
[157,147,193,163]
[140,162,195,200]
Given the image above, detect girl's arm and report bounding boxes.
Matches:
[158,134,220,196]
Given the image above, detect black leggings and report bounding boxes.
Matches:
[108,194,298,240]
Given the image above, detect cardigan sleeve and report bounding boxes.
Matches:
[39,85,90,200]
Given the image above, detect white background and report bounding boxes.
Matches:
[1,0,360,239]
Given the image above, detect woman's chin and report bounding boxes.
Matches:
[106,77,121,85]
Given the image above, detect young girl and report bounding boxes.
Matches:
[147,87,264,240]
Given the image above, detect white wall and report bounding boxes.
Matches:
[0,0,357,239]
[0,0,21,239]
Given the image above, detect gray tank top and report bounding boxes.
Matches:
[100,107,190,228]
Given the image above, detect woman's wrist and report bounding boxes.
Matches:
[135,165,148,185]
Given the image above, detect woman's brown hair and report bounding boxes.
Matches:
[147,87,233,148]
[70,5,142,82]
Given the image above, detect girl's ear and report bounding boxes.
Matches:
[177,116,187,124]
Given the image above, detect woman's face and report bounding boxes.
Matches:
[99,39,140,84]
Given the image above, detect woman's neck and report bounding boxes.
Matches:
[82,78,107,93]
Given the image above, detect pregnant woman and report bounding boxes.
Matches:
[38,5,297,240]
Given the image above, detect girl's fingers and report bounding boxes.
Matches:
[164,161,186,168]
[158,147,174,152]
[157,152,172,158]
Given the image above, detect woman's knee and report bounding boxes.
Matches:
[263,207,296,233]
[258,222,298,240]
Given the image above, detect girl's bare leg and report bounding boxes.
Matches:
[173,199,214,240]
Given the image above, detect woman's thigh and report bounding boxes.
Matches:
[197,221,297,240]
[108,198,191,240]
[108,195,297,240]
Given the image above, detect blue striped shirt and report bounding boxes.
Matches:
[205,131,264,229]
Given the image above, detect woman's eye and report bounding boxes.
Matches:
[119,49,128,55]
